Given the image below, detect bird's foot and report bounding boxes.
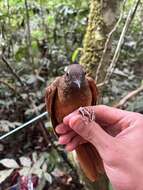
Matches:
[78,107,96,122]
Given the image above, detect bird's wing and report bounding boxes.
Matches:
[45,77,60,130]
[87,76,98,105]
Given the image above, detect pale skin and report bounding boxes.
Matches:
[56,105,143,190]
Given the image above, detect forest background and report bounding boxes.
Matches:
[0,0,143,189]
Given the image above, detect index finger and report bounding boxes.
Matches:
[94,105,128,125]
[63,105,127,127]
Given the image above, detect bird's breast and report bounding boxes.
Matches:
[54,85,92,124]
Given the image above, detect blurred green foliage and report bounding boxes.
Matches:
[0,0,89,77]
[0,0,143,189]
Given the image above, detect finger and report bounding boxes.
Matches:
[94,105,128,125]
[58,131,77,145]
[65,135,85,152]
[65,114,115,157]
[56,123,72,134]
[63,105,127,127]
[63,110,79,125]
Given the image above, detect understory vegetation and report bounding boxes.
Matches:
[0,0,143,189]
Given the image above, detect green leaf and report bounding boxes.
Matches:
[31,30,45,40]
[72,48,82,62]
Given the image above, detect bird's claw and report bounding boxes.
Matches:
[78,107,96,122]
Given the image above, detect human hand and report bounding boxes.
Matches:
[56,105,143,190]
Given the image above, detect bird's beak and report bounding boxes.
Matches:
[73,79,81,88]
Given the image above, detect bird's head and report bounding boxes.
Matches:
[64,64,86,88]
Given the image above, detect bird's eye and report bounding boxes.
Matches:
[66,72,69,77]
[84,71,86,75]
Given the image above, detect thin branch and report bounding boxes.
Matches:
[95,0,126,82]
[103,0,140,85]
[97,81,107,88]
[115,84,143,108]
[0,79,16,92]
[1,58,40,104]
[0,79,26,100]
[6,0,14,57]
[1,57,34,103]
[24,0,33,65]
[1,56,26,86]
[40,0,46,32]
[0,112,48,140]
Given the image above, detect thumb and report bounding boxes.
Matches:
[63,112,115,157]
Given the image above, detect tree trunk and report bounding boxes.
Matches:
[80,0,119,83]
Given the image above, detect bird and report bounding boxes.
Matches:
[45,64,104,181]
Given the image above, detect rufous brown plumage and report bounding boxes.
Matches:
[45,64,104,181]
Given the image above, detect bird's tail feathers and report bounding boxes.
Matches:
[76,143,104,181]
